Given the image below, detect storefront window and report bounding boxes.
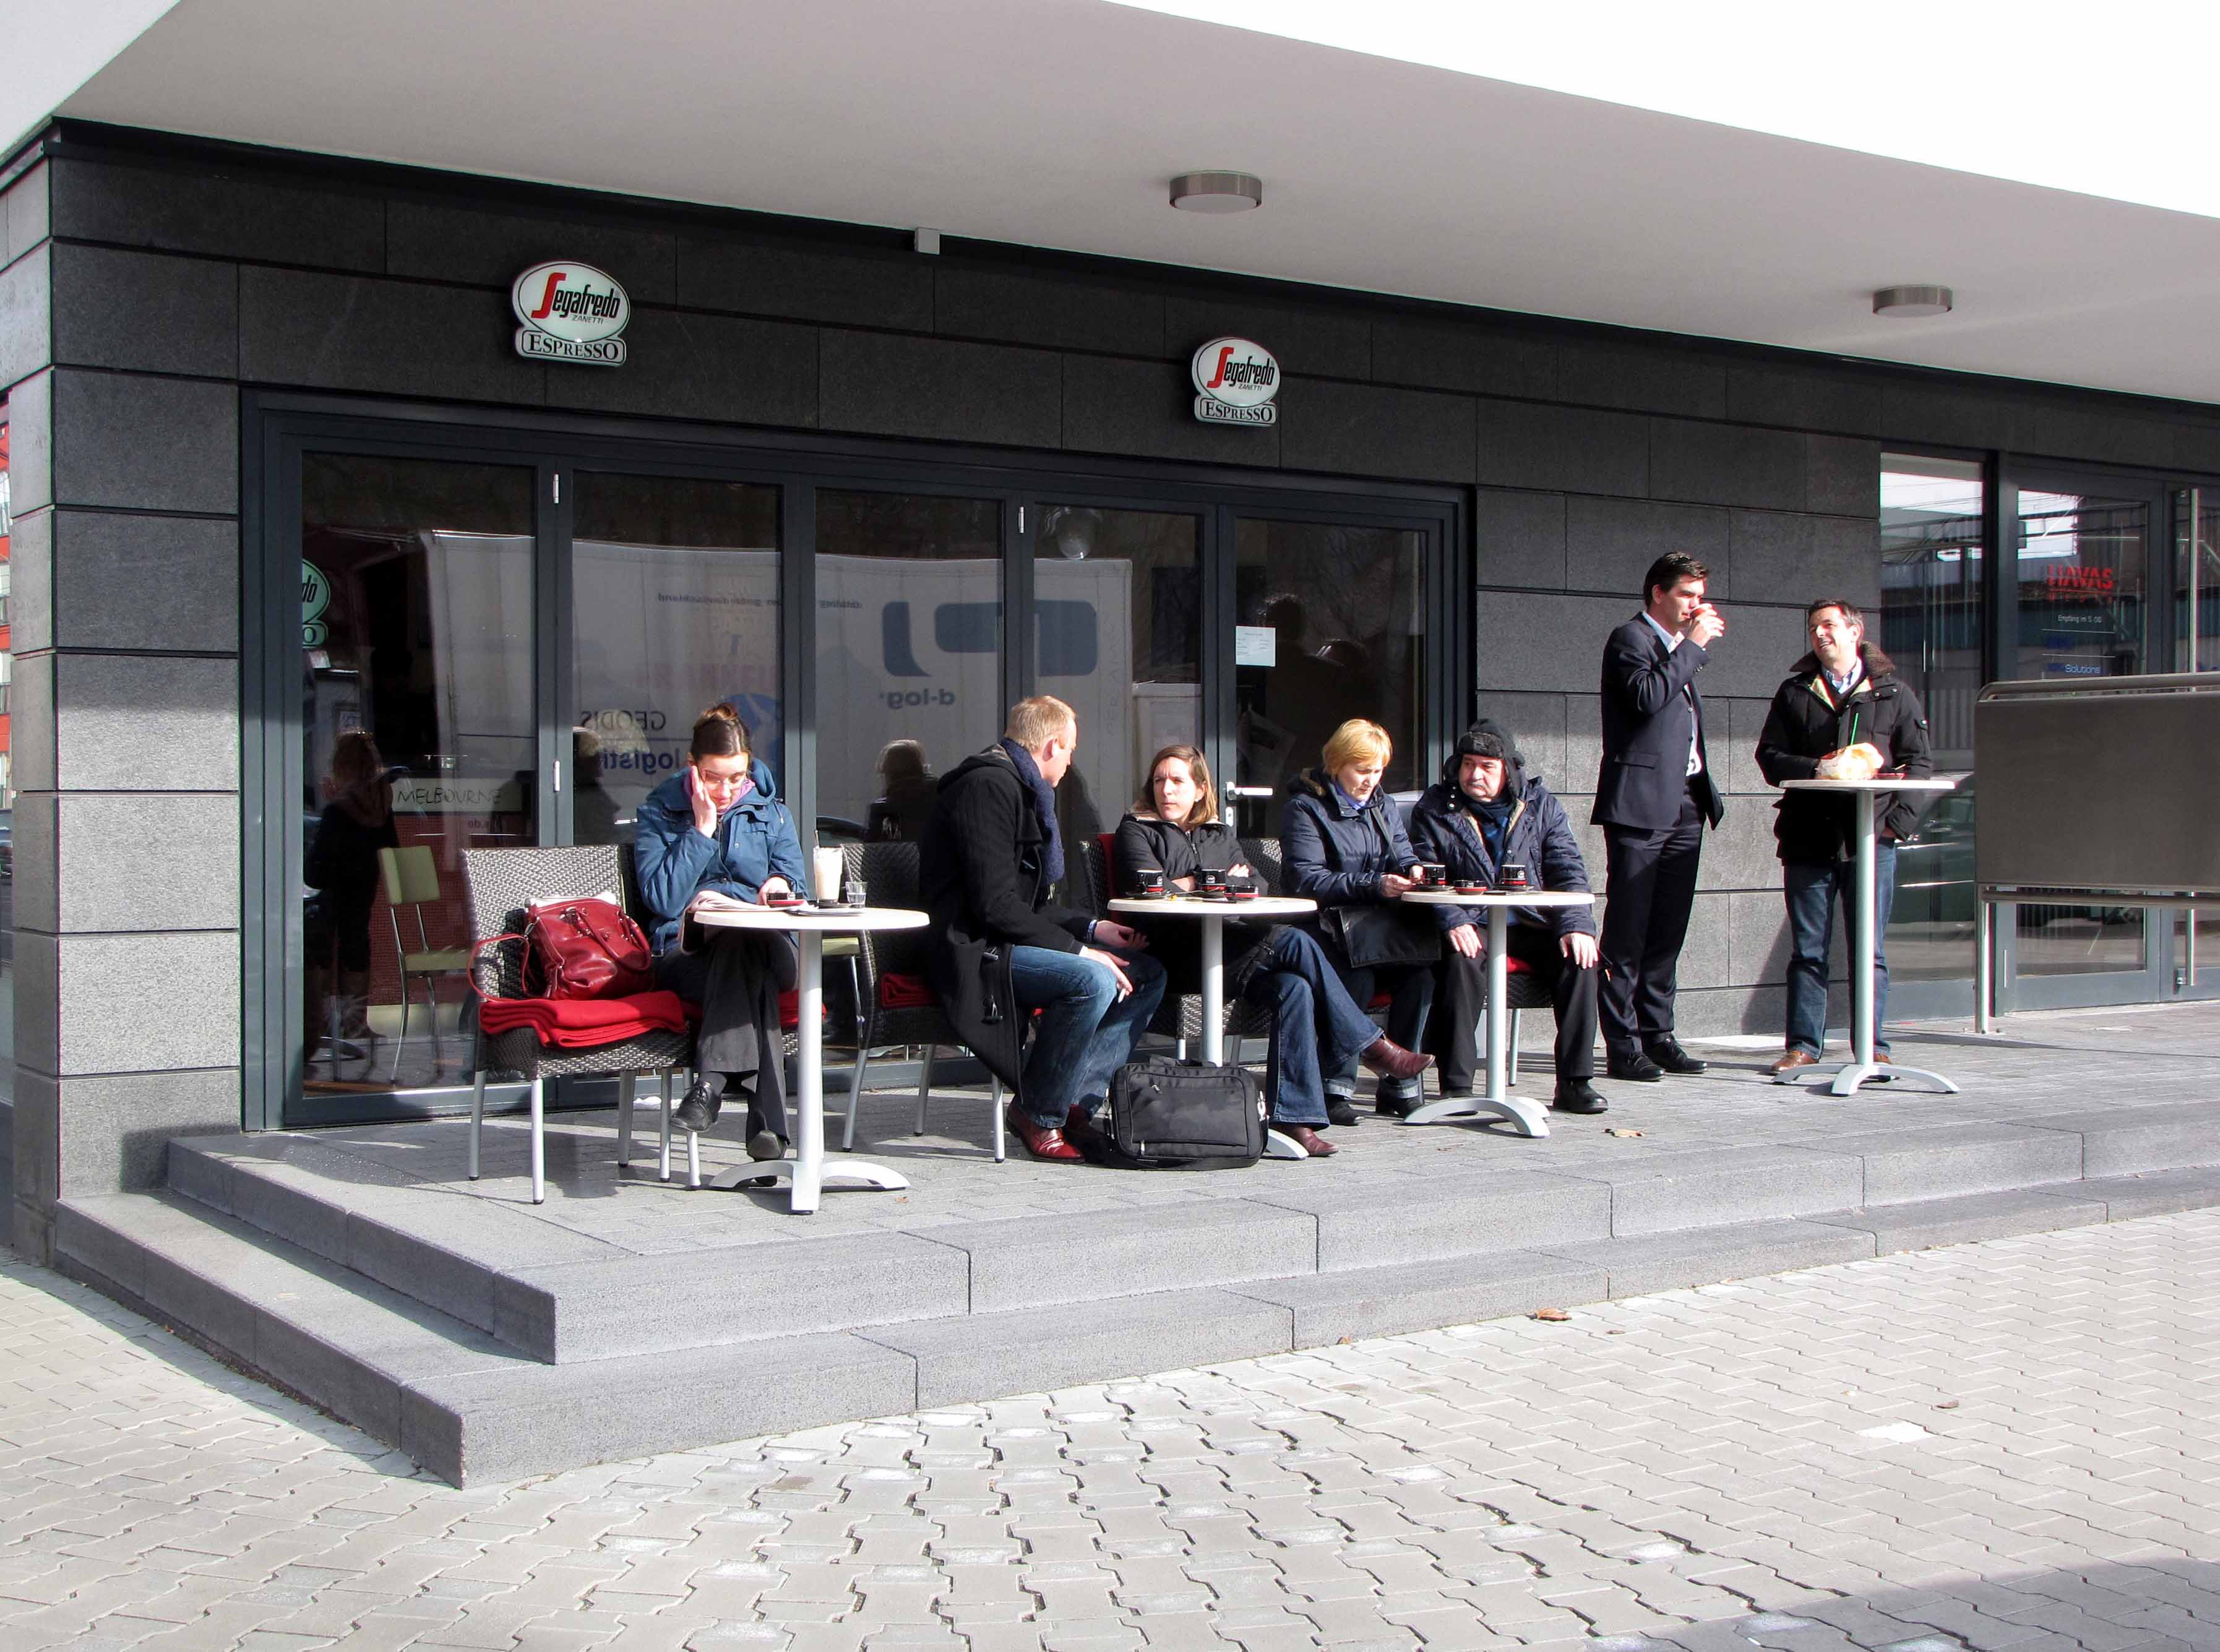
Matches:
[571,474,780,844]
[2177,490,2219,982]
[1233,520,1426,825]
[1035,507,1201,855]
[299,455,535,1096]
[1879,455,1983,985]
[815,491,1000,835]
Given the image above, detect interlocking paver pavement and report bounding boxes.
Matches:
[9,1200,2220,1648]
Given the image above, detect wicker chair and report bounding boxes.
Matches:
[835,841,1004,1160]
[460,846,697,1204]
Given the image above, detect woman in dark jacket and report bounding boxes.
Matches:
[1280,719,1441,1116]
[633,703,810,1161]
[1115,746,1429,1155]
[304,729,399,1075]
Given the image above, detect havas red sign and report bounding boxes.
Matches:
[1190,337,1279,426]
[511,260,630,366]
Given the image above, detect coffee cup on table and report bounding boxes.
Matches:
[1135,868,1167,898]
[1499,863,1529,891]
[1197,868,1228,897]
[1416,863,1447,888]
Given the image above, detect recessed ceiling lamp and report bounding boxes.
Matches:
[1171,171,1263,213]
[1873,285,1954,318]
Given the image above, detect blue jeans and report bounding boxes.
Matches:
[1007,945,1167,1129]
[1242,927,1385,1126]
[1784,844,1896,1057]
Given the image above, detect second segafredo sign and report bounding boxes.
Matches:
[512,260,630,366]
[1191,336,1279,426]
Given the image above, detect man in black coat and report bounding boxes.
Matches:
[1755,599,1933,1077]
[1593,552,1727,1082]
[1410,721,1607,1113]
[918,695,1165,1161]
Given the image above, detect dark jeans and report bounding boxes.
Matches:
[1599,787,1704,1059]
[655,931,797,1140]
[1008,945,1168,1129]
[1784,845,1897,1057]
[1432,923,1599,1091]
[1241,926,1385,1126]
[1322,960,1433,1099]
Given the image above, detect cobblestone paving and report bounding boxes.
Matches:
[7,1204,2220,1649]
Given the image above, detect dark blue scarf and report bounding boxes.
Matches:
[1000,738,1064,888]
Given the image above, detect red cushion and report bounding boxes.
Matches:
[879,971,937,1009]
[1367,991,1393,1010]
[1506,956,1533,974]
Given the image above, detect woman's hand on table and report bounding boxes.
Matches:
[755,876,793,904]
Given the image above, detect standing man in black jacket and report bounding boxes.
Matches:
[919,695,1165,1162]
[1755,599,1932,1077]
[1593,553,1727,1082]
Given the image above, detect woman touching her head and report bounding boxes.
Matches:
[632,703,809,1160]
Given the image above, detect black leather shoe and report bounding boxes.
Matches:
[1552,1080,1608,1114]
[1645,1038,1708,1075]
[1375,1095,1419,1119]
[747,1129,785,1162]
[1606,1053,1665,1083]
[1326,1097,1362,1128]
[673,1080,723,1132]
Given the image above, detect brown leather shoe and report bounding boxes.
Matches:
[1282,1124,1338,1156]
[1007,1100,1082,1161]
[1875,1052,1894,1065]
[1359,1035,1435,1082]
[1768,1049,1818,1077]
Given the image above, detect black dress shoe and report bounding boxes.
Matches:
[747,1130,786,1162]
[1326,1097,1362,1129]
[1606,1053,1665,1083]
[1552,1079,1608,1114]
[1645,1039,1708,1075]
[1375,1094,1419,1119]
[672,1080,724,1132]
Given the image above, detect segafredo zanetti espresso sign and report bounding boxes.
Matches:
[1190,337,1279,426]
[512,260,630,366]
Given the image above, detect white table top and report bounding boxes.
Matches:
[1779,775,1960,793]
[690,902,927,933]
[1109,895,1317,919]
[1400,888,1595,908]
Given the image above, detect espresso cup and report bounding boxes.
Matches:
[1198,869,1228,896]
[1135,868,1167,897]
[1500,862,1529,890]
[1417,863,1447,888]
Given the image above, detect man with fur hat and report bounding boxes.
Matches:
[1755,600,1933,1077]
[1410,720,1607,1114]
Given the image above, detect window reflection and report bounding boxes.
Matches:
[815,491,1000,835]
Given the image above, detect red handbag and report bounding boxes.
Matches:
[479,895,656,1000]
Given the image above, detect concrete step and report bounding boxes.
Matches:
[58,1168,2220,1489]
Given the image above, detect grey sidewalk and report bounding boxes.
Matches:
[7,1203,2220,1648]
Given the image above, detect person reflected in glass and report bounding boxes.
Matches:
[634,703,809,1161]
[1116,745,1430,1158]
[867,739,938,843]
[304,729,398,1077]
[1280,719,1440,1117]
[570,727,624,846]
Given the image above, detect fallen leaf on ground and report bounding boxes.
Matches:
[1606,1127,1644,1137]
[1934,1399,1961,1409]
[1531,1307,1570,1322]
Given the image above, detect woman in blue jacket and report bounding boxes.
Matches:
[1280,719,1440,1117]
[633,703,809,1160]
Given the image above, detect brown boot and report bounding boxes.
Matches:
[1768,1049,1818,1077]
[1359,1035,1434,1082]
[1281,1124,1338,1157]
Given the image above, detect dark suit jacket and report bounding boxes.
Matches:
[1592,615,1725,830]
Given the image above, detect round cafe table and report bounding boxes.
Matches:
[689,902,927,1214]
[1775,775,1961,1097]
[1396,887,1597,1138]
[1107,892,1319,1158]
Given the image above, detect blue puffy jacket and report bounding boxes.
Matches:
[1278,768,1421,903]
[1408,776,1597,940]
[631,760,809,955]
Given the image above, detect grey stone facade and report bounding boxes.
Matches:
[7,129,2220,1256]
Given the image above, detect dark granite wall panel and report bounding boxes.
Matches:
[239,267,548,404]
[1163,294,1369,380]
[0,241,49,392]
[1564,497,1729,601]
[385,199,677,301]
[1473,489,1568,590]
[935,265,1164,357]
[1061,354,1280,467]
[543,309,818,429]
[51,157,385,271]
[49,244,235,378]
[1372,318,1558,401]
[1725,364,1884,437]
[676,236,934,331]
[38,510,241,654]
[4,161,51,265]
[1275,378,1477,483]
[1474,400,1648,497]
[1649,416,1805,510]
[1560,341,1726,420]
[45,369,236,515]
[819,330,1062,448]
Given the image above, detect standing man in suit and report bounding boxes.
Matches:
[1593,553,1727,1082]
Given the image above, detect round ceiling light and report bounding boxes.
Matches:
[1170,171,1263,213]
[1873,285,1954,318]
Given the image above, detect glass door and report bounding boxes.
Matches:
[2175,488,2220,992]
[296,453,540,1111]
[1228,515,1433,837]
[1999,470,2171,1009]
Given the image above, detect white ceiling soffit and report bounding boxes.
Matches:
[0,0,183,158]
[53,0,2220,407]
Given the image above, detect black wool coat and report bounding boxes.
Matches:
[917,746,1093,1094]
[1754,646,1935,863]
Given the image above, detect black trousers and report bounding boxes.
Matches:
[1431,924,1599,1091]
[1598,786,1704,1060]
[655,930,796,1140]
